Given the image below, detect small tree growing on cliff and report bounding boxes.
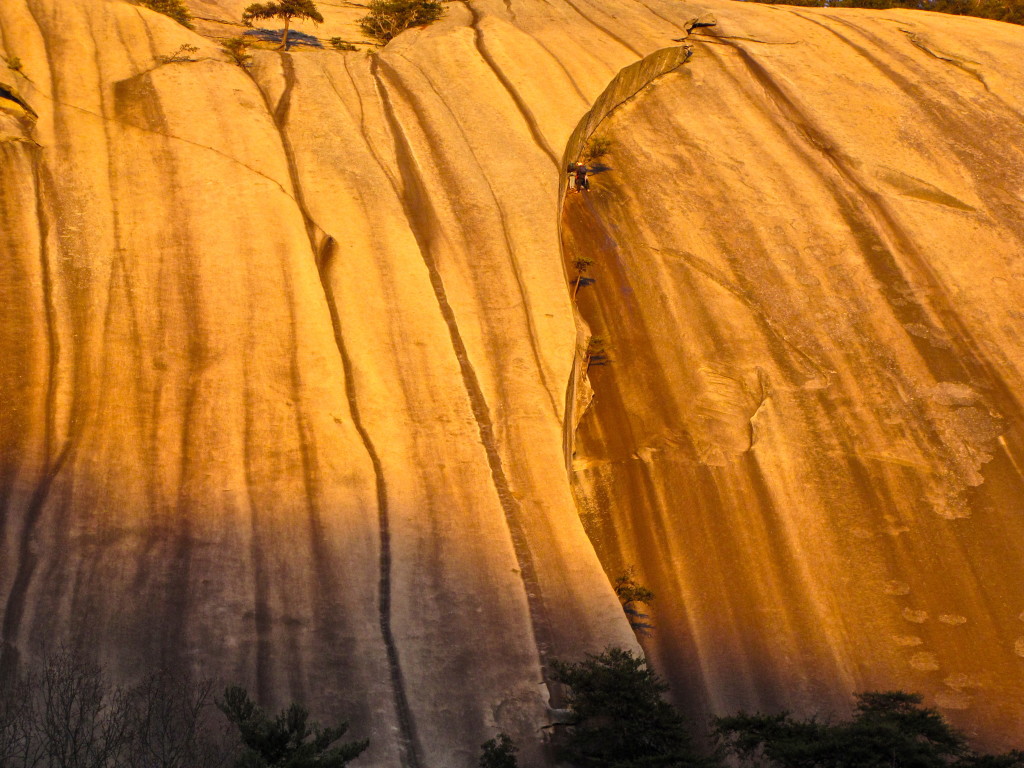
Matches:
[157,43,200,64]
[242,0,325,51]
[571,255,594,299]
[223,37,253,67]
[614,566,655,633]
[586,336,611,368]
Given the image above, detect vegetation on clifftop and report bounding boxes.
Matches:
[138,0,194,29]
[358,0,445,43]
[742,0,1023,26]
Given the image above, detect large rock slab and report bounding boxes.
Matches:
[1,0,1023,761]
[564,3,1024,749]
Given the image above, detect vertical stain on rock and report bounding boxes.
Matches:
[461,0,559,166]
[370,55,557,681]
[249,52,417,759]
[0,160,69,677]
[316,236,422,768]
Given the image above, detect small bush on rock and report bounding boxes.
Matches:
[222,37,253,67]
[140,0,194,29]
[157,43,199,64]
[583,136,613,163]
[358,0,444,43]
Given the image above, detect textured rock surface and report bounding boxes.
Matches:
[564,5,1024,749]
[1,0,1023,762]
[0,1,664,764]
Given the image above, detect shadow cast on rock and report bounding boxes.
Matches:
[244,28,324,48]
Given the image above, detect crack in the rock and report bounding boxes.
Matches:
[900,29,989,90]
[0,82,37,117]
[647,245,834,386]
[690,33,798,45]
[459,0,559,166]
[391,49,564,419]
[557,42,701,468]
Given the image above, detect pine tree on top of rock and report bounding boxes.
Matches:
[242,0,324,51]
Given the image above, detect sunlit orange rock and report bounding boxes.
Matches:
[564,5,1024,750]
[1,0,1022,762]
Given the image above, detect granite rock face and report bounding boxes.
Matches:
[1,0,1022,763]
[563,6,1024,749]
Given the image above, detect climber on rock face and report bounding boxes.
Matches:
[568,162,589,192]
